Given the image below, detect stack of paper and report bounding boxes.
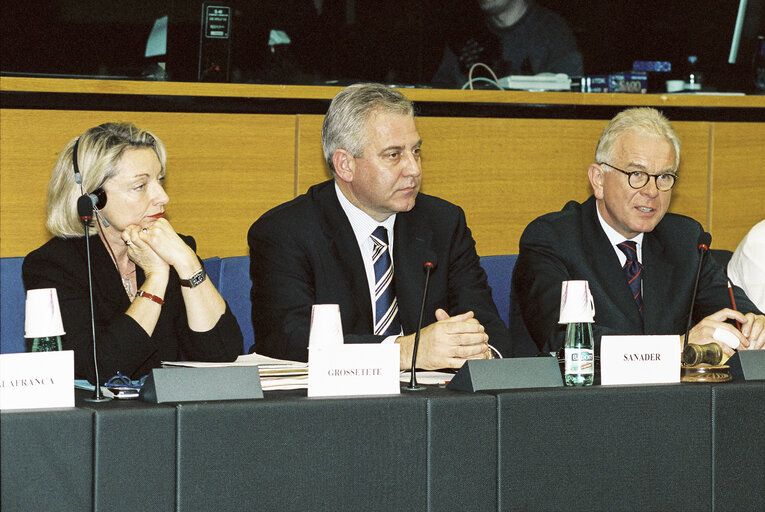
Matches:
[162,353,308,391]
[398,371,454,386]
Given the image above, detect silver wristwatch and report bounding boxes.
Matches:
[179,268,206,288]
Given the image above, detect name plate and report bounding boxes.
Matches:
[308,344,400,397]
[0,351,75,410]
[601,335,680,386]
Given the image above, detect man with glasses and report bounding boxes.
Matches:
[511,107,764,355]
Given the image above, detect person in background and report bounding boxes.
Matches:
[728,219,765,311]
[511,107,764,356]
[433,0,583,87]
[23,123,242,383]
[249,83,511,368]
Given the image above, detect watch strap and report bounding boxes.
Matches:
[179,268,207,288]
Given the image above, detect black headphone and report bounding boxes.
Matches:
[72,137,107,210]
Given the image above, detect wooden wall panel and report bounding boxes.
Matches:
[710,123,765,250]
[0,110,295,258]
[295,115,332,194]
[668,121,712,229]
[417,117,602,256]
[0,109,64,259]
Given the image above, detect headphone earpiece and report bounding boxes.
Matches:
[72,136,108,210]
[92,187,107,210]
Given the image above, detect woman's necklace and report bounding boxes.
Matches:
[121,267,137,299]
[99,231,137,300]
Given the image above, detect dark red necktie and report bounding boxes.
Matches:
[617,241,643,316]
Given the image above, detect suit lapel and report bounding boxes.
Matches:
[640,232,673,333]
[581,198,644,330]
[393,211,433,332]
[317,183,374,329]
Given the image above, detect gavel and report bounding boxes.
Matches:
[682,342,723,366]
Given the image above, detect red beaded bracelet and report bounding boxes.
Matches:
[136,290,164,305]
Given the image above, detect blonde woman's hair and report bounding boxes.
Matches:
[46,122,166,237]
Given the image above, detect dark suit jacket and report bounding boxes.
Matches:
[249,180,511,361]
[23,235,242,382]
[511,196,762,353]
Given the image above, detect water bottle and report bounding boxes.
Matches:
[564,322,594,386]
[559,280,595,386]
[29,336,62,352]
[684,55,703,91]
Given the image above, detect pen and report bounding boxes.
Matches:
[727,280,741,330]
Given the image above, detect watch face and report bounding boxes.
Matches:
[190,271,206,286]
[182,269,207,287]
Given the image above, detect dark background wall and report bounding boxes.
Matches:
[1,0,762,90]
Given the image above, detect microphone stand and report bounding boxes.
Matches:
[682,243,708,352]
[79,196,111,402]
[680,233,731,383]
[406,261,435,391]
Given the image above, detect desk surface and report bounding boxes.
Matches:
[3,382,764,512]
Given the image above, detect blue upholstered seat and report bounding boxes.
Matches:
[218,256,253,355]
[1,257,26,353]
[479,254,517,328]
[202,256,221,289]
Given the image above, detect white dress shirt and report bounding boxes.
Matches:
[728,219,765,311]
[596,204,645,266]
[335,182,401,341]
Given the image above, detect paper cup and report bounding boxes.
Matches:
[24,288,66,338]
[308,304,344,348]
[558,280,595,324]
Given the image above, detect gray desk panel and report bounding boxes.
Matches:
[426,387,497,511]
[1,407,93,512]
[712,382,765,512]
[495,384,712,512]
[80,397,177,512]
[176,392,428,512]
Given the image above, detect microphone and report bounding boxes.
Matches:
[682,231,717,365]
[77,194,94,221]
[78,195,111,402]
[406,251,437,391]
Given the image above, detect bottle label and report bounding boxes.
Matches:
[565,348,594,375]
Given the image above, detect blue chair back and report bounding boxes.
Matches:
[202,256,221,289]
[1,258,27,353]
[479,254,517,328]
[218,256,254,354]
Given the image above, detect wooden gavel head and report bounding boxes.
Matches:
[682,343,723,366]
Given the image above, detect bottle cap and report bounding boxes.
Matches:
[24,288,66,338]
[308,304,344,348]
[558,280,595,324]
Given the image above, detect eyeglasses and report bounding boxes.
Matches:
[599,162,678,191]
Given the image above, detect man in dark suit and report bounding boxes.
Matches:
[249,83,511,368]
[512,107,764,354]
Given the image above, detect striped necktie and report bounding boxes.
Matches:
[370,226,401,336]
[617,240,643,316]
